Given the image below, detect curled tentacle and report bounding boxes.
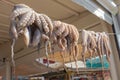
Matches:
[41,14,53,36]
[39,14,49,34]
[41,34,49,40]
[53,21,65,36]
[35,13,42,31]
[17,11,32,29]
[27,11,36,26]
[58,38,65,51]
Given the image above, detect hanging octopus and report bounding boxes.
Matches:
[81,30,111,66]
[52,21,79,71]
[9,4,53,67]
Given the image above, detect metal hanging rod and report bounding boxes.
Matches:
[107,32,120,35]
[78,21,120,35]
[79,29,120,36]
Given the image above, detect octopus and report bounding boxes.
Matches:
[52,21,79,71]
[9,4,53,67]
[81,30,111,66]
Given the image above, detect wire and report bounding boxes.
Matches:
[107,32,120,35]
[79,29,120,35]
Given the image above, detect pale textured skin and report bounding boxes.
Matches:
[10,4,53,36]
[9,4,54,68]
[53,21,79,50]
[23,27,30,47]
[39,14,49,34]
[41,14,53,36]
[81,30,111,65]
[53,21,79,71]
[10,4,111,72]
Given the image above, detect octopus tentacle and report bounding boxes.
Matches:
[11,8,31,20]
[35,13,42,31]
[11,39,16,67]
[97,33,102,63]
[44,39,50,67]
[9,20,18,39]
[39,14,49,34]
[102,33,111,63]
[41,34,50,67]
[22,27,30,47]
[62,24,69,38]
[81,30,88,50]
[103,33,111,55]
[17,11,32,28]
[53,21,65,36]
[27,11,36,26]
[41,14,53,36]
